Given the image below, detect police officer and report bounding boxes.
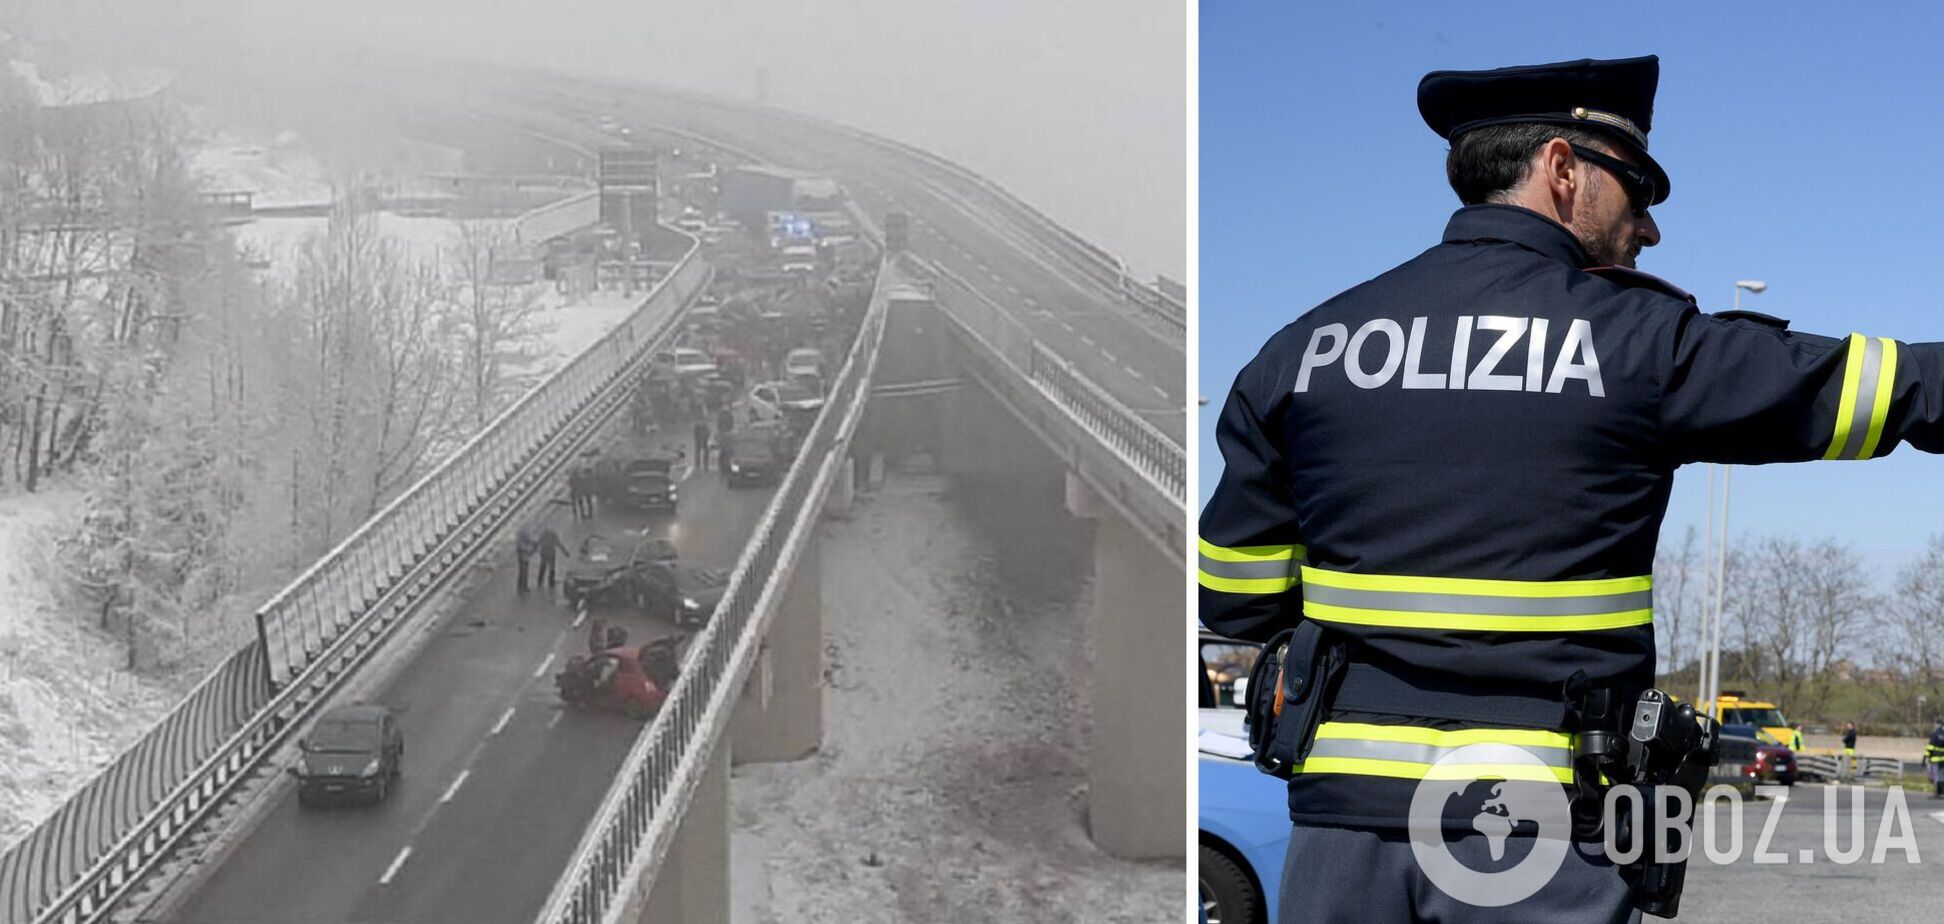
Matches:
[1200,55,1944,922]
[1843,721,1860,780]
[1925,719,1944,798]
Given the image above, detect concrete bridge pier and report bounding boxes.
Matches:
[1068,472,1186,860]
[730,538,824,763]
[637,745,729,923]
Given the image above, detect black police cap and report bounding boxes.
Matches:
[1418,55,1670,206]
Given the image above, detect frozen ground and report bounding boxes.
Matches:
[188,129,333,210]
[0,483,181,848]
[728,464,1182,923]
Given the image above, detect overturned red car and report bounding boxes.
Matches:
[554,637,682,719]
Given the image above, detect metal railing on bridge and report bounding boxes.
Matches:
[815,119,1186,334]
[0,229,710,924]
[912,255,1186,504]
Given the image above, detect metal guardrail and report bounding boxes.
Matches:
[537,248,892,924]
[1028,342,1184,500]
[802,115,1186,333]
[512,190,599,245]
[0,234,710,924]
[1795,753,1907,781]
[913,254,1185,503]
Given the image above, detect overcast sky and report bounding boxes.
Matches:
[5,0,1185,280]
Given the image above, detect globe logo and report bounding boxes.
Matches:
[1405,743,1575,907]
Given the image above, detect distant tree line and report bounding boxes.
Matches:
[0,74,542,673]
[1655,527,1944,733]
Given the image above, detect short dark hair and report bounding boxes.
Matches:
[1445,123,1613,205]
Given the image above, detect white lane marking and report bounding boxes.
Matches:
[1080,335,1097,347]
[1059,319,1076,333]
[1099,349,1119,364]
[491,707,516,736]
[439,770,470,804]
[571,609,586,629]
[1930,811,1944,826]
[548,711,564,729]
[379,846,412,886]
[1126,367,1145,381]
[1151,385,1170,399]
[533,652,556,678]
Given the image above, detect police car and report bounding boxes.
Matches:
[1198,630,1287,924]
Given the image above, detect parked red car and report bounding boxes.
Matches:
[1727,723,1798,785]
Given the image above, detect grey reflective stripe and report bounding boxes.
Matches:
[1303,584,1652,617]
[1197,553,1298,582]
[1836,336,1885,460]
[1307,739,1572,769]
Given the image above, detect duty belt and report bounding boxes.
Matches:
[1301,567,1653,633]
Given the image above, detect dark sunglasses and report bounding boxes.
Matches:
[1568,144,1655,217]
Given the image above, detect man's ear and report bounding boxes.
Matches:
[1538,137,1577,200]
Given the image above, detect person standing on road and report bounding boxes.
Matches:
[1843,722,1860,779]
[514,523,540,595]
[694,418,712,469]
[576,460,600,519]
[535,524,571,593]
[1200,55,1944,922]
[567,465,589,521]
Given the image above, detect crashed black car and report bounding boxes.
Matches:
[565,534,677,610]
[568,555,727,627]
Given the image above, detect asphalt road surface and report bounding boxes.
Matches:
[1674,782,1944,922]
[167,424,778,924]
[496,81,1186,441]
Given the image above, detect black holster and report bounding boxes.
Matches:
[1244,622,1345,779]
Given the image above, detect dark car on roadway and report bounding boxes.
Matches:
[724,429,786,487]
[614,456,678,512]
[664,562,729,627]
[565,534,678,611]
[290,704,403,807]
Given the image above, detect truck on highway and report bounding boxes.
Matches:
[1706,691,1803,752]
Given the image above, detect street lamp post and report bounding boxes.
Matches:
[1697,280,1767,718]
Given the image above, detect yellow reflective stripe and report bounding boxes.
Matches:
[1857,338,1898,458]
[1198,572,1299,594]
[1298,756,1574,784]
[1300,567,1648,599]
[1823,333,1866,461]
[1314,722,1572,751]
[1304,601,1653,632]
[1198,536,1304,595]
[1197,537,1304,563]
